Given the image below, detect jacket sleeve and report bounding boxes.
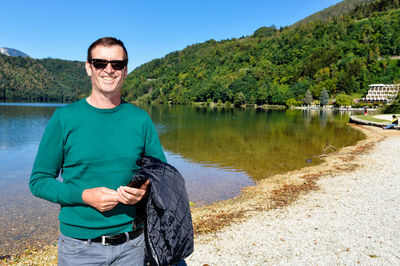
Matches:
[29,110,84,205]
[143,114,167,163]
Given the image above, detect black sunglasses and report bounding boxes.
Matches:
[88,58,127,70]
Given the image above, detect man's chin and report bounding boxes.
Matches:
[101,89,118,94]
[97,85,119,93]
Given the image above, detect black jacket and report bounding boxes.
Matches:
[133,156,194,266]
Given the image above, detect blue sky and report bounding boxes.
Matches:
[1,0,342,72]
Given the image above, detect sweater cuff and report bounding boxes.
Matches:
[67,186,85,205]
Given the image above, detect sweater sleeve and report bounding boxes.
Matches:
[29,110,84,205]
[144,114,167,163]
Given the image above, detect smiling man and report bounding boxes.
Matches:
[30,37,166,265]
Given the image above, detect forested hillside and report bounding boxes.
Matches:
[0,54,90,102]
[293,0,374,26]
[122,0,400,106]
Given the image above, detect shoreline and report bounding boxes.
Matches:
[187,125,400,264]
[1,124,392,265]
[189,124,382,236]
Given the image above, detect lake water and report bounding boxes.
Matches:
[0,103,365,256]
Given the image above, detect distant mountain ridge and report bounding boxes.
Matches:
[0,47,29,57]
[0,54,90,102]
[293,0,374,26]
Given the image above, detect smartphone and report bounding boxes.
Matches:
[126,179,148,188]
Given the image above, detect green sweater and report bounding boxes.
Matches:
[30,99,166,239]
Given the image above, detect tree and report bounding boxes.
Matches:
[335,93,353,106]
[269,85,286,104]
[253,26,278,38]
[319,88,329,106]
[304,89,313,106]
[234,92,246,106]
[288,79,312,100]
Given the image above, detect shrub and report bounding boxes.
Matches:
[233,92,246,106]
[383,101,400,114]
[285,98,301,107]
[335,94,353,106]
[312,100,320,106]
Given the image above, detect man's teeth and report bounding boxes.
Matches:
[102,77,114,80]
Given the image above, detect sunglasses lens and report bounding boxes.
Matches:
[110,61,125,70]
[91,59,108,69]
[90,59,126,70]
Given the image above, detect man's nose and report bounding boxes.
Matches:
[104,62,114,73]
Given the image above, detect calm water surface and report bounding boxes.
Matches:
[0,103,364,256]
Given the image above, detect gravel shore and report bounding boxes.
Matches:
[187,126,400,265]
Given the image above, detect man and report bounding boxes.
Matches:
[383,114,398,129]
[30,37,166,265]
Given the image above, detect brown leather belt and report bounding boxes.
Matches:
[78,228,144,246]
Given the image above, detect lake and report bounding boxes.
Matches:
[0,103,365,256]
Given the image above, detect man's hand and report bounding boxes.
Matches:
[117,180,149,205]
[82,187,119,212]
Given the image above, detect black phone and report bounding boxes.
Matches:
[126,179,148,188]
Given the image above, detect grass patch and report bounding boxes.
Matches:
[353,115,388,123]
[350,92,365,99]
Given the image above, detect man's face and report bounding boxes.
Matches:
[85,45,127,96]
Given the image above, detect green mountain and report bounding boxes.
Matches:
[293,0,374,26]
[122,0,400,106]
[0,54,90,102]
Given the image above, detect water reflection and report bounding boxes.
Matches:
[165,151,253,206]
[144,105,365,180]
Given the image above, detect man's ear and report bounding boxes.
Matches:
[85,62,92,77]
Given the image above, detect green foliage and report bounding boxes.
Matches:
[351,0,400,19]
[253,26,278,38]
[383,103,400,113]
[225,101,232,108]
[122,1,400,106]
[285,98,302,107]
[312,99,321,106]
[294,0,372,26]
[319,88,330,105]
[304,89,313,106]
[0,54,90,102]
[233,92,246,106]
[383,96,400,113]
[335,93,354,106]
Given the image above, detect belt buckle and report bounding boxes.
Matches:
[101,236,109,246]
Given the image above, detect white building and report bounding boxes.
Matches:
[362,84,400,102]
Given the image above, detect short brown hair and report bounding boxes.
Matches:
[87,37,128,62]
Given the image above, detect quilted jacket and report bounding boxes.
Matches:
[133,156,194,266]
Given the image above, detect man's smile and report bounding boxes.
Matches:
[101,76,116,81]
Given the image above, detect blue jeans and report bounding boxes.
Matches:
[58,232,145,266]
[385,123,397,129]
